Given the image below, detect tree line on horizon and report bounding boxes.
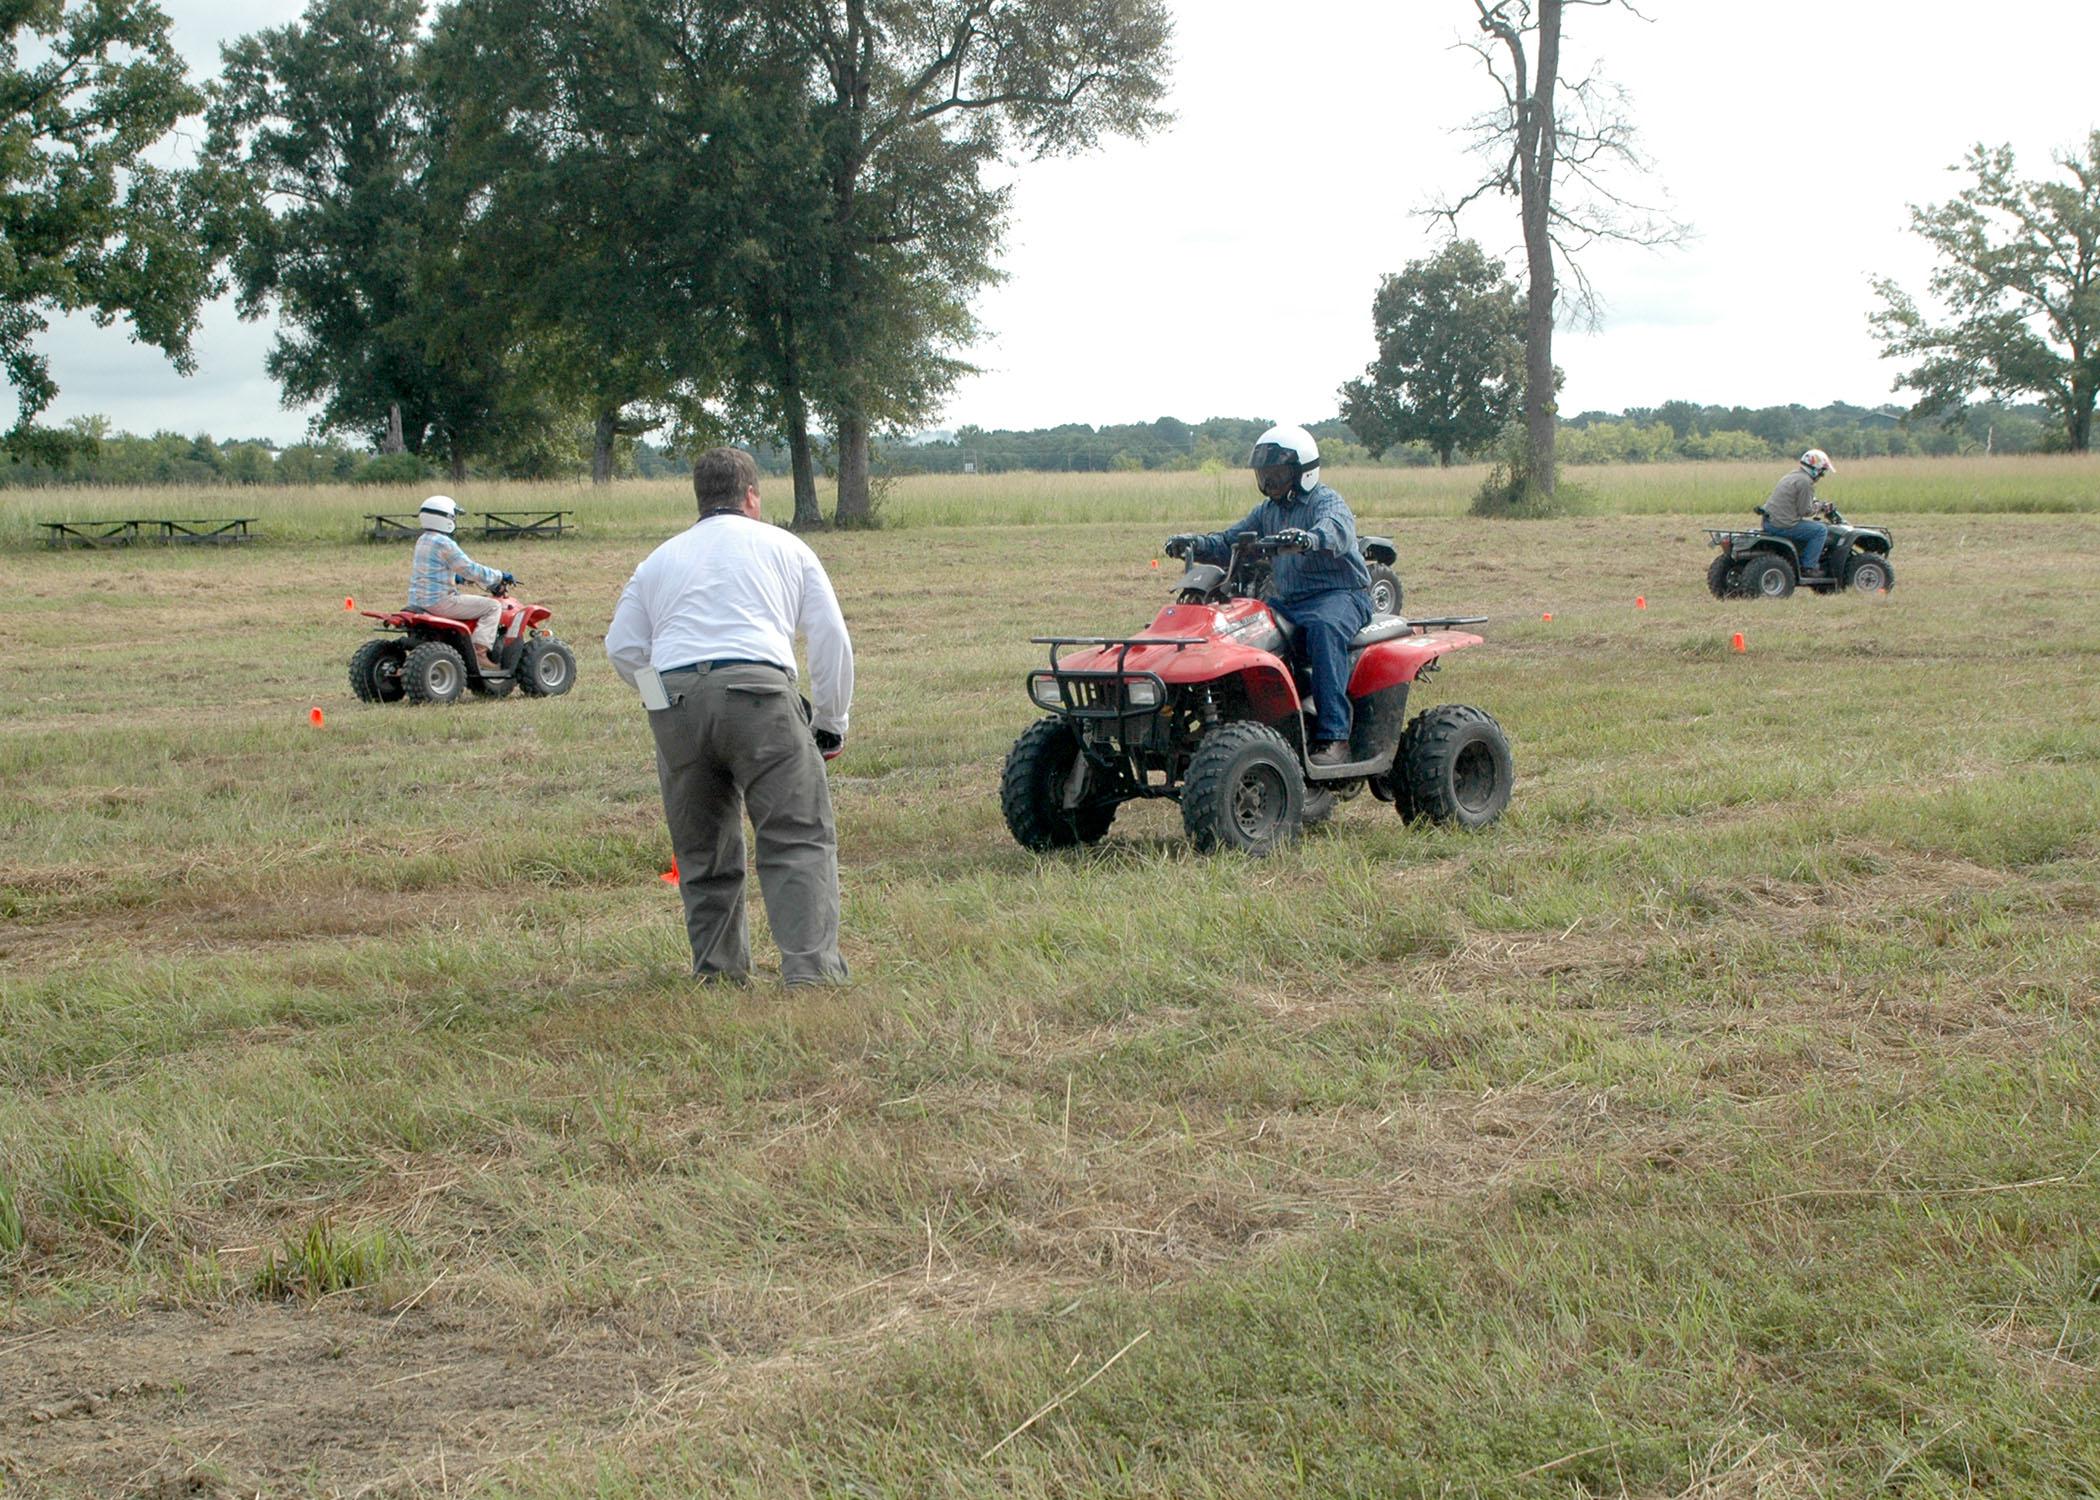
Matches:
[0,396,2056,490]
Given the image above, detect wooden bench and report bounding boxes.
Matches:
[478,509,572,539]
[366,513,422,541]
[365,510,574,541]
[42,517,257,548]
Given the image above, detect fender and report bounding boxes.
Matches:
[1348,630,1485,697]
[1051,601,1303,721]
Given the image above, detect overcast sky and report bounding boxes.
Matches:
[29,0,2100,444]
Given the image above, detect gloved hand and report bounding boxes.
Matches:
[1163,534,1199,560]
[500,571,515,583]
[1273,527,1317,553]
[813,727,844,761]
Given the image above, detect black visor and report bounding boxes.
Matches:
[1249,441,1301,470]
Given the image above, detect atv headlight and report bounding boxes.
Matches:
[1028,674,1062,709]
[1123,677,1161,708]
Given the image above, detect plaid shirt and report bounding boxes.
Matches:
[409,531,501,608]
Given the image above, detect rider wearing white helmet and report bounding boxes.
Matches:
[1164,424,1375,766]
[407,495,512,665]
[1759,449,1837,576]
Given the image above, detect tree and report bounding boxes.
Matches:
[1437,0,1682,508]
[1339,239,1522,466]
[774,0,1174,526]
[1871,133,2100,453]
[0,0,220,446]
[425,0,761,486]
[207,0,544,476]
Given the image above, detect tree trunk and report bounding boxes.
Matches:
[448,443,466,483]
[1520,0,1563,496]
[784,383,823,528]
[383,403,405,455]
[592,410,617,486]
[834,407,873,527]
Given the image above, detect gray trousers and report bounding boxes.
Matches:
[649,663,847,985]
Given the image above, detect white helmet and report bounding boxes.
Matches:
[1798,449,1834,480]
[417,494,459,534]
[1250,424,1321,499]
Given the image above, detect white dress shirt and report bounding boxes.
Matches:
[605,514,854,736]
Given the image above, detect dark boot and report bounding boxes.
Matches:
[1310,740,1349,767]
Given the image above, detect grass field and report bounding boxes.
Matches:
[4,452,2098,551]
[2,464,2098,1496]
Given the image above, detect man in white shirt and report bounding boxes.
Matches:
[606,447,855,986]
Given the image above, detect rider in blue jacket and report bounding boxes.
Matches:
[1166,426,1374,765]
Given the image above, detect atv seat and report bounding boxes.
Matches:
[1351,617,1410,648]
[1272,614,1410,654]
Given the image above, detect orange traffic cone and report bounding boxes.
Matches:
[660,862,679,884]
[1541,612,1553,623]
[309,706,325,726]
[1635,595,1647,610]
[1731,632,1746,653]
[344,597,355,610]
[1149,558,1160,570]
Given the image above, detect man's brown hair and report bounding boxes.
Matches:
[693,446,760,512]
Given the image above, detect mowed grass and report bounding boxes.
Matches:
[0,477,2097,1496]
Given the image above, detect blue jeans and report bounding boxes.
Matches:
[1273,588,1374,745]
[1762,518,1829,573]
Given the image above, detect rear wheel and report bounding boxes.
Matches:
[1398,705,1512,830]
[1182,722,1304,855]
[1001,718,1116,850]
[402,640,467,705]
[348,639,405,703]
[1844,551,1894,594]
[1706,553,1739,600]
[1366,562,1404,617]
[1741,553,1796,599]
[518,637,577,696]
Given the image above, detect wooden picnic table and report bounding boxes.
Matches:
[41,517,257,548]
[366,510,573,541]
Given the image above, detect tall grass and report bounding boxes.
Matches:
[4,452,2096,549]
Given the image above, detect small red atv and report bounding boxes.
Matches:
[348,580,577,705]
[1002,536,1513,854]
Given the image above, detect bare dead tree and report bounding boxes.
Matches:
[1433,0,1685,503]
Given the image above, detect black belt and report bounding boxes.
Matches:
[661,658,789,675]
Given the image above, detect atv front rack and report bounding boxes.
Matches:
[1027,636,1203,721]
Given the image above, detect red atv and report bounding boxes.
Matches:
[1002,536,1513,854]
[348,580,576,705]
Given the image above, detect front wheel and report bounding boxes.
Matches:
[518,637,576,696]
[1001,718,1116,850]
[1181,722,1304,855]
[402,640,467,705]
[1397,705,1513,830]
[1366,562,1404,617]
[1740,553,1796,599]
[1844,551,1895,594]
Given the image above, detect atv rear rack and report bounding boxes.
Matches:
[1400,616,1488,631]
